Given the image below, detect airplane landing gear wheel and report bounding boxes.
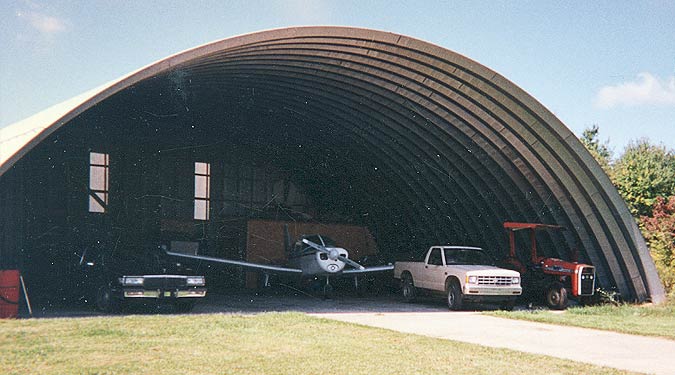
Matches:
[545,283,568,310]
[323,283,334,300]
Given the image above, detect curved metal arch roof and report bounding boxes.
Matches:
[0,26,664,302]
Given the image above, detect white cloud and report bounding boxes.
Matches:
[17,10,67,35]
[282,0,331,23]
[594,72,675,109]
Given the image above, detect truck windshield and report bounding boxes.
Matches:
[443,248,494,265]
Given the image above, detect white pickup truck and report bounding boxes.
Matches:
[393,246,522,310]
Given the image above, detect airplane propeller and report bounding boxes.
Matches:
[301,238,365,270]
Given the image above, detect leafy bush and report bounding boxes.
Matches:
[640,196,675,295]
[612,140,675,217]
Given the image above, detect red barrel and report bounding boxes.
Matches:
[0,270,20,319]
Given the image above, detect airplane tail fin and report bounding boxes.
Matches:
[283,224,292,253]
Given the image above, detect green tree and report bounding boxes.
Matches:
[580,124,612,172]
[640,196,675,294]
[612,139,675,217]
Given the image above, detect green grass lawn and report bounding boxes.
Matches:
[489,302,675,340]
[0,312,637,375]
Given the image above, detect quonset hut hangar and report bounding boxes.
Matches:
[0,27,665,304]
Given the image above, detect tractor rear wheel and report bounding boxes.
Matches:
[545,283,568,310]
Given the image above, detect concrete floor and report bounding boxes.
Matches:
[26,287,449,317]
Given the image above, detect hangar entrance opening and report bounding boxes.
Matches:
[0,27,664,305]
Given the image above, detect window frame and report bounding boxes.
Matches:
[88,152,109,213]
[428,247,443,266]
[194,161,211,221]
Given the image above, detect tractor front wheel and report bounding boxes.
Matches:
[545,283,568,310]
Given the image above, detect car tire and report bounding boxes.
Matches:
[401,274,417,303]
[545,283,569,310]
[95,285,118,313]
[447,280,464,311]
[175,301,195,313]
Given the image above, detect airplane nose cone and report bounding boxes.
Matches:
[329,249,339,260]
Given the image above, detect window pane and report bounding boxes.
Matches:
[195,175,209,198]
[90,152,108,166]
[429,249,442,265]
[89,195,105,213]
[90,166,108,190]
[194,199,209,220]
[195,162,209,175]
[97,192,108,205]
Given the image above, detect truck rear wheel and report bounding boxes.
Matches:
[545,283,568,310]
[401,274,417,303]
[447,280,464,311]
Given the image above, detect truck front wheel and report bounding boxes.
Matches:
[401,274,417,303]
[447,280,464,311]
[545,283,568,310]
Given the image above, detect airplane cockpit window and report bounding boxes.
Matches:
[428,248,443,265]
[319,253,328,260]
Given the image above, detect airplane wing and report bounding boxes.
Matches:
[342,264,394,275]
[165,251,303,275]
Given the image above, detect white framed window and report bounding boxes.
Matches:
[89,152,109,213]
[194,162,210,220]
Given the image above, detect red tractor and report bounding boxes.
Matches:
[500,222,596,309]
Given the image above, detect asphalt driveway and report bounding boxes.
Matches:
[314,311,675,375]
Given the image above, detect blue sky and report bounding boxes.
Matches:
[1,1,674,154]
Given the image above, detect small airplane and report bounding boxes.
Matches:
[165,226,393,298]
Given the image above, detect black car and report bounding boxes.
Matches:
[40,245,206,312]
[74,243,207,313]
